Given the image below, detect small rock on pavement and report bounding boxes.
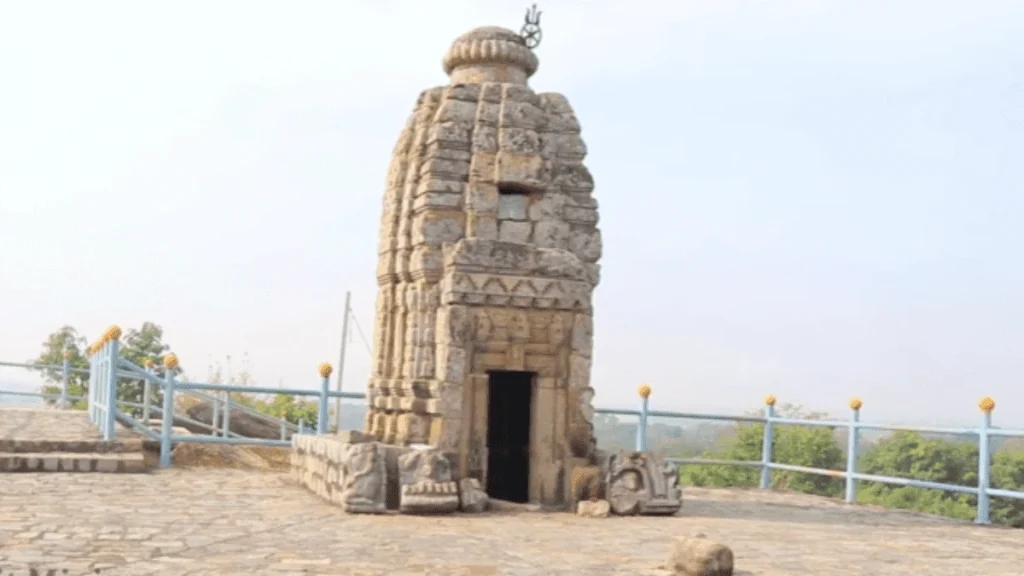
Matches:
[459,478,489,513]
[668,534,733,576]
[577,499,610,518]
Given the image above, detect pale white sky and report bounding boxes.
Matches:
[0,1,1021,426]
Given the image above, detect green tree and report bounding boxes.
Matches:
[33,323,182,413]
[32,326,90,408]
[117,322,183,413]
[991,449,1024,527]
[682,403,845,497]
[857,432,1024,527]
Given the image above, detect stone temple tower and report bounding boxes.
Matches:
[365,25,602,506]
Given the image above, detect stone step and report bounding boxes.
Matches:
[0,452,148,473]
[0,438,144,454]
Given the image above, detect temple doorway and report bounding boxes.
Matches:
[485,370,535,503]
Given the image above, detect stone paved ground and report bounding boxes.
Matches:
[2,407,1022,575]
[0,406,108,441]
[2,470,1022,576]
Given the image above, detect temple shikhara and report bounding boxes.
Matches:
[363,25,602,505]
[292,20,681,516]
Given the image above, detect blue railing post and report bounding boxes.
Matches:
[760,395,776,489]
[211,394,220,436]
[88,344,99,423]
[102,329,122,441]
[60,351,71,409]
[142,361,154,424]
[160,354,180,468]
[298,418,306,435]
[222,391,232,437]
[636,384,652,452]
[845,397,863,503]
[317,363,333,435]
[976,396,995,524]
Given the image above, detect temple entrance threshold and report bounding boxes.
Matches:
[485,370,534,503]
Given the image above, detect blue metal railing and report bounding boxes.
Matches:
[3,346,1024,525]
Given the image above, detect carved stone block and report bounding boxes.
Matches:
[458,477,489,512]
[396,448,460,515]
[605,451,682,516]
[290,435,387,514]
[400,480,461,514]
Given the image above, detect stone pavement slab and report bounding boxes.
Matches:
[1,469,1021,575]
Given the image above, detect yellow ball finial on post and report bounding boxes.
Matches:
[764,394,777,407]
[318,363,334,378]
[164,354,179,370]
[106,325,122,341]
[637,384,652,399]
[979,396,996,413]
[849,398,863,411]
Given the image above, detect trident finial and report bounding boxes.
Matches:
[521,4,543,50]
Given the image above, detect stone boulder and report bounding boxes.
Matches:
[667,534,733,576]
[186,401,285,440]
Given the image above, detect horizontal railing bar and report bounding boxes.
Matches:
[0,390,84,400]
[174,382,326,396]
[769,462,845,478]
[0,361,90,374]
[851,472,979,495]
[145,405,219,433]
[669,457,763,467]
[769,417,847,428]
[988,429,1024,438]
[855,422,979,436]
[595,408,641,417]
[117,360,159,381]
[327,391,367,400]
[987,488,1024,500]
[648,410,766,423]
[169,435,292,448]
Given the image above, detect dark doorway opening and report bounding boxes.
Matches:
[486,370,534,503]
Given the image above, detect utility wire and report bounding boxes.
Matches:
[349,310,373,357]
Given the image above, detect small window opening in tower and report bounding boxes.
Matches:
[498,183,534,196]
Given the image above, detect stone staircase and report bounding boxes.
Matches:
[0,438,148,472]
[0,407,150,473]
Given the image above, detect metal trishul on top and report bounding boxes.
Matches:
[520,4,542,49]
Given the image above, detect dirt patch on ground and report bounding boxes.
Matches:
[143,443,292,471]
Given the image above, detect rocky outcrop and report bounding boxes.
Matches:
[186,401,286,440]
